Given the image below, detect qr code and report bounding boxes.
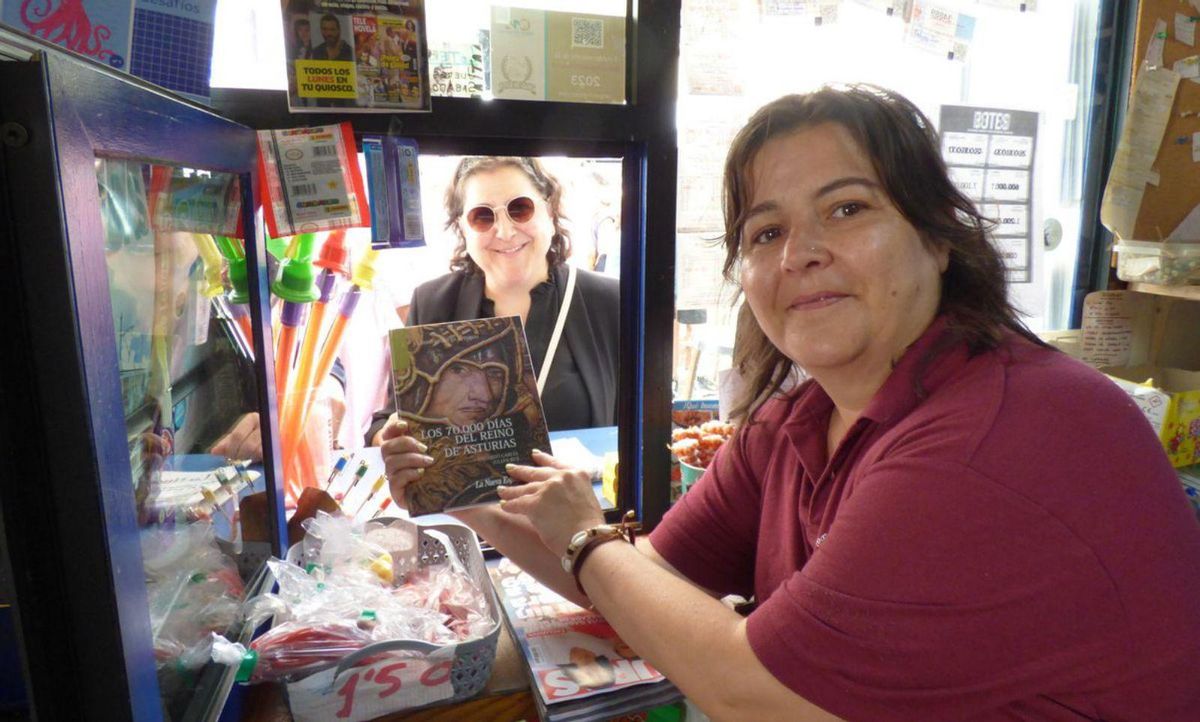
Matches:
[312,145,338,158]
[571,17,604,49]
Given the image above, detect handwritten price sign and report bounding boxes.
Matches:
[289,649,456,722]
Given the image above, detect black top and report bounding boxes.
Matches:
[481,277,592,430]
[366,265,620,443]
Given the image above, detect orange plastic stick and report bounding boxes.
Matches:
[279,297,330,459]
[274,323,298,415]
[300,310,350,434]
[236,315,254,351]
[296,429,320,492]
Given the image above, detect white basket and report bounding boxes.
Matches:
[278,520,501,722]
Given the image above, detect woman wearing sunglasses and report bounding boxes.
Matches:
[368,157,619,460]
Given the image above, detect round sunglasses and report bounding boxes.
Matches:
[465,196,537,232]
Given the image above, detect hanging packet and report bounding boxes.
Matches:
[257,122,371,238]
[363,135,426,249]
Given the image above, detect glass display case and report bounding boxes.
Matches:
[0,29,285,720]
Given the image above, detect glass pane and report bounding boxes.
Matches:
[673,0,1102,424]
[211,0,629,103]
[97,158,260,717]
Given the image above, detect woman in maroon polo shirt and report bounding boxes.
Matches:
[387,85,1200,721]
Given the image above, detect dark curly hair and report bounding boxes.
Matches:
[444,156,571,275]
[723,84,1045,422]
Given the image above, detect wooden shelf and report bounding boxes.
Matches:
[1128,283,1200,302]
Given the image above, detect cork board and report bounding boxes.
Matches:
[1131,1,1200,239]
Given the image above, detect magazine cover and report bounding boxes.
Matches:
[488,558,681,721]
[388,317,551,515]
[281,0,430,113]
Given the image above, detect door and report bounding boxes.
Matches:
[0,37,282,720]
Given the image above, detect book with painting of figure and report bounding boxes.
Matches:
[388,316,551,516]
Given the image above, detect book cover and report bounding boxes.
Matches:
[487,557,681,721]
[388,317,550,516]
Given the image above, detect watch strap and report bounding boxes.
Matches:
[570,533,626,596]
[566,510,641,598]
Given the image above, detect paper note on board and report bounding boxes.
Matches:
[1146,18,1168,68]
[1080,291,1155,368]
[1173,55,1200,80]
[1177,14,1196,47]
[1100,66,1181,240]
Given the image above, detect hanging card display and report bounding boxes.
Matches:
[257,122,370,238]
[364,135,425,249]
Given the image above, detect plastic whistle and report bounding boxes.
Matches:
[272,233,319,408]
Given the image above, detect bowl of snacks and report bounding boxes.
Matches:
[670,419,735,494]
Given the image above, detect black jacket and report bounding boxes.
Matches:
[366,265,619,443]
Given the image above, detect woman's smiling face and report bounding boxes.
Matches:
[738,122,949,379]
[459,166,554,292]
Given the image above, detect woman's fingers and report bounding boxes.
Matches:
[383,450,433,510]
[385,467,424,509]
[380,430,429,458]
[495,482,542,515]
[379,415,409,441]
[506,462,579,483]
[530,448,571,470]
[496,481,540,500]
[379,422,434,511]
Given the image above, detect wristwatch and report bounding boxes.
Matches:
[561,524,626,573]
[559,511,642,596]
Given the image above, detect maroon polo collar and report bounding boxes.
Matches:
[778,316,970,476]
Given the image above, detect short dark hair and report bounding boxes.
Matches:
[320,13,339,29]
[722,84,1044,421]
[444,157,571,275]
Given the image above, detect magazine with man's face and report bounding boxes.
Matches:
[389,316,551,515]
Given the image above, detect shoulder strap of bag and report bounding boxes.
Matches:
[537,264,577,395]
